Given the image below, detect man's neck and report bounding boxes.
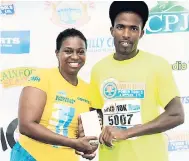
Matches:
[114,49,139,61]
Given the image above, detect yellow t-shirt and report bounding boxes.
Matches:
[19,68,91,161]
[90,50,180,161]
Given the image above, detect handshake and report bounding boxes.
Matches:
[75,111,124,160]
[75,111,102,160]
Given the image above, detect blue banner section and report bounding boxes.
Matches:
[168,141,189,151]
[0,4,15,15]
[0,31,30,54]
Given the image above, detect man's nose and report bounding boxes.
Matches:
[122,28,131,39]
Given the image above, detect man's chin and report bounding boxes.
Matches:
[68,70,79,75]
[119,50,132,55]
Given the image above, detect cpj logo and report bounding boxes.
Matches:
[45,1,95,28]
[0,67,36,88]
[146,1,189,34]
[0,31,30,54]
[0,2,15,16]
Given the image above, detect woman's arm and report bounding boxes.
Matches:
[18,87,97,153]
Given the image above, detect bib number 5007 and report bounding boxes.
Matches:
[108,114,133,126]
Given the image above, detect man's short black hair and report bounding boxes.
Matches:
[56,28,87,52]
[109,1,149,29]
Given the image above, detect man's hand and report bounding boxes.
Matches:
[99,126,126,147]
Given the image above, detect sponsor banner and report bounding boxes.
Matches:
[0,3,15,16]
[172,61,188,71]
[181,96,189,104]
[0,118,19,152]
[45,1,95,28]
[0,1,189,161]
[87,37,114,53]
[0,67,36,88]
[146,1,189,34]
[166,132,189,152]
[0,31,30,54]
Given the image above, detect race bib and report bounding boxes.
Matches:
[103,99,142,129]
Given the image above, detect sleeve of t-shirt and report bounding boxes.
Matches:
[24,68,48,93]
[156,58,180,108]
[89,68,104,109]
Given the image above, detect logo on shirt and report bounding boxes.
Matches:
[49,104,75,139]
[103,81,117,99]
[146,1,189,34]
[28,76,40,82]
[50,91,76,147]
[55,91,76,104]
[0,67,36,88]
[77,97,90,105]
[101,78,145,99]
[0,31,30,54]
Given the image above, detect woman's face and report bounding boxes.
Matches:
[56,36,86,75]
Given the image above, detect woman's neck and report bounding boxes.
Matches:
[58,67,78,86]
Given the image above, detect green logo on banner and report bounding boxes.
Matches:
[146,1,189,34]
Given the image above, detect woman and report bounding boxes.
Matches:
[10,28,98,161]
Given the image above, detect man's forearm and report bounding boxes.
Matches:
[125,112,183,139]
[124,98,184,139]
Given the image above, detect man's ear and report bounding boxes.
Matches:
[140,30,144,39]
[110,26,114,37]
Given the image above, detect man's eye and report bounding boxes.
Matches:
[117,25,123,30]
[131,27,139,31]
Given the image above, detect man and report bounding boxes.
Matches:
[78,1,184,161]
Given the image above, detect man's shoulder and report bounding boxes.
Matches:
[141,50,169,65]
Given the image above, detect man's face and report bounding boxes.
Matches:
[111,12,144,55]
